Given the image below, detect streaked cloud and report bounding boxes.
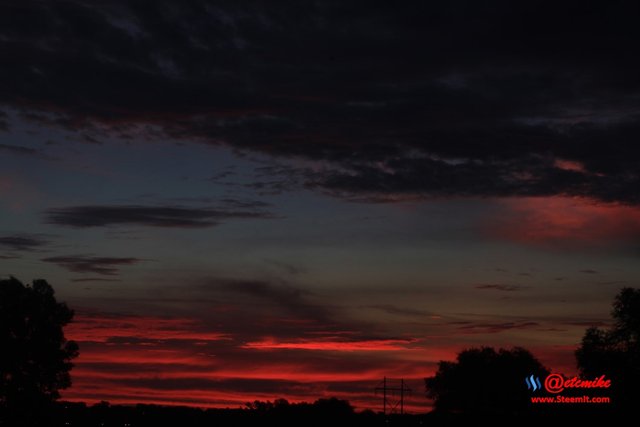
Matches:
[44,204,274,228]
[474,284,526,292]
[0,233,49,251]
[41,255,143,275]
[242,337,416,352]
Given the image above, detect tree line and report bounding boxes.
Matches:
[1,276,638,424]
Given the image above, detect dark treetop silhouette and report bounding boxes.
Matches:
[0,277,78,425]
[575,287,640,412]
[425,347,549,416]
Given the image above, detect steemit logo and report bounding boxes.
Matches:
[526,373,611,394]
[525,375,542,392]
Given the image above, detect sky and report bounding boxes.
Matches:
[1,0,640,413]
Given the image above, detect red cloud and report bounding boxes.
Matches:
[67,313,230,343]
[483,197,640,248]
[554,158,586,173]
[242,337,416,352]
[62,309,576,412]
[63,310,434,411]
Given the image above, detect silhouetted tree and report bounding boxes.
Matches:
[311,397,354,418]
[425,347,548,415]
[0,277,78,425]
[575,287,640,412]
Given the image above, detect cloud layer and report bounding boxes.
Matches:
[1,1,639,203]
[61,279,434,410]
[41,255,142,275]
[0,1,634,412]
[44,204,274,228]
[55,274,601,410]
[0,234,49,251]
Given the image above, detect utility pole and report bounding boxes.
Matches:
[375,377,411,415]
[400,379,404,415]
[383,377,387,415]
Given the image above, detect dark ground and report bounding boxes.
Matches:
[37,399,621,427]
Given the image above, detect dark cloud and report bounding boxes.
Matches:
[264,259,305,276]
[220,198,271,209]
[246,164,311,196]
[162,276,391,342]
[41,255,142,275]
[117,377,311,395]
[537,327,568,332]
[597,280,626,286]
[2,1,640,203]
[580,269,599,274]
[564,320,609,327]
[457,321,540,334]
[0,143,40,157]
[0,234,49,251]
[474,284,525,292]
[212,278,328,321]
[165,196,270,210]
[70,277,122,283]
[366,304,431,317]
[216,278,308,300]
[44,204,274,228]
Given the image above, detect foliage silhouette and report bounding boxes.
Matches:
[0,277,78,425]
[575,287,640,412]
[425,347,548,415]
[54,398,366,427]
